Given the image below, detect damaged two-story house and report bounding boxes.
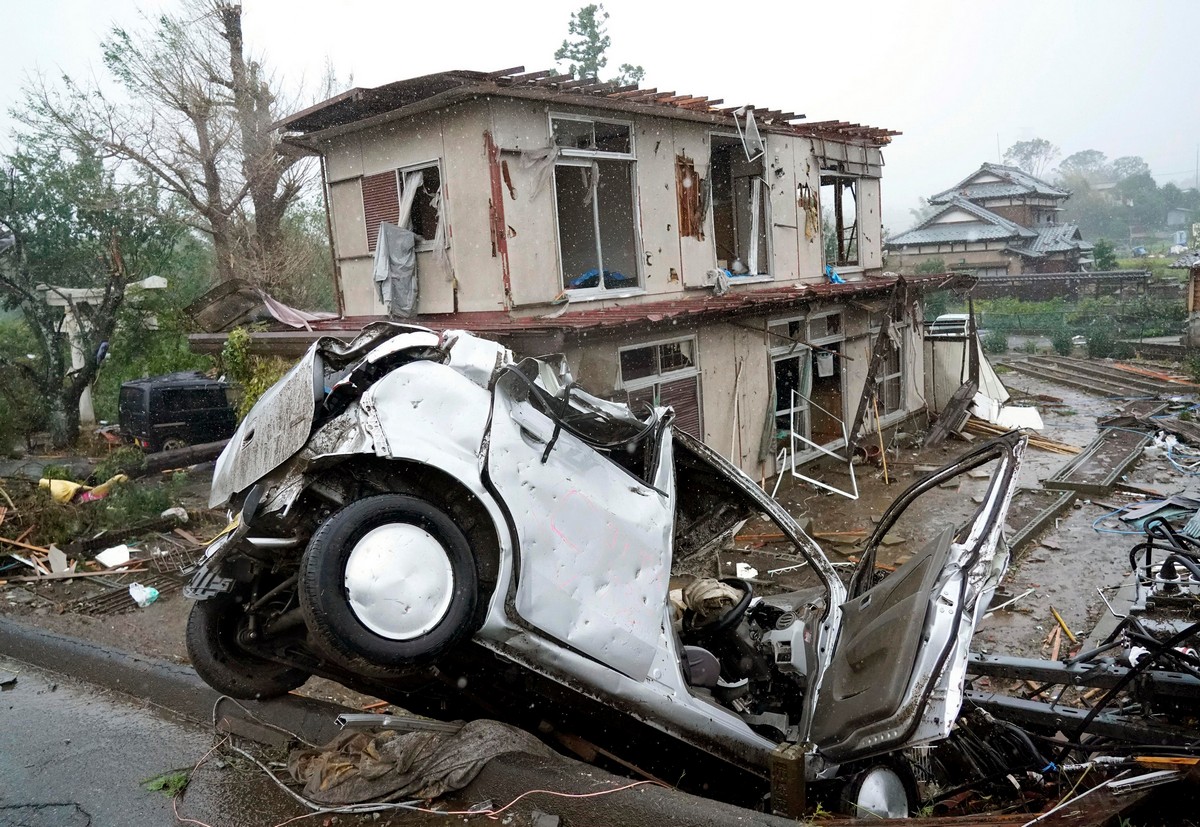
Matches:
[225,68,969,478]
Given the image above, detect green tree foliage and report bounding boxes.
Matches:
[221,326,289,418]
[1003,138,1060,178]
[1058,149,1109,181]
[0,137,184,446]
[1050,326,1074,356]
[555,4,611,79]
[555,4,645,86]
[1092,238,1118,271]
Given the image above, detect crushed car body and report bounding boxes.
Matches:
[186,322,1027,813]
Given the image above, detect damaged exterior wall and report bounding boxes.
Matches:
[318,96,885,316]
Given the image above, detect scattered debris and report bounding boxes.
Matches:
[0,670,16,690]
[128,582,160,608]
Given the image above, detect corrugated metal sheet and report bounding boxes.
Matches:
[308,272,972,337]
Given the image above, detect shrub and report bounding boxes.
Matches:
[1086,327,1115,359]
[1050,326,1074,356]
[221,327,291,419]
[982,329,1009,354]
[1111,341,1135,360]
[1020,339,1038,354]
[94,446,147,482]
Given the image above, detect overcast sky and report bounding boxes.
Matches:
[4,0,1198,233]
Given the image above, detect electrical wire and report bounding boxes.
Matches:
[225,741,665,821]
[1167,441,1200,476]
[1091,500,1171,536]
[210,695,322,749]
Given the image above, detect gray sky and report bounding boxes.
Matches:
[4,0,1197,233]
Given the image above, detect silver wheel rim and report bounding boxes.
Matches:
[853,767,909,818]
[344,523,455,640]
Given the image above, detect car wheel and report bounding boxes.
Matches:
[840,764,915,818]
[186,594,310,699]
[160,437,188,452]
[298,494,479,669]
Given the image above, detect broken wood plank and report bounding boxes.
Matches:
[173,528,202,547]
[0,535,50,555]
[925,380,977,447]
[0,565,148,585]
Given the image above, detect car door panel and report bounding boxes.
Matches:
[486,373,674,682]
[809,434,1024,763]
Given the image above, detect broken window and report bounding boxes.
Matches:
[869,314,907,418]
[820,171,858,267]
[711,136,769,277]
[620,338,701,436]
[361,161,444,252]
[552,116,632,154]
[551,114,639,294]
[769,313,845,449]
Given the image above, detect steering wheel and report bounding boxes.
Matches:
[688,578,754,638]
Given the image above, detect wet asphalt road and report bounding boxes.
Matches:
[0,656,300,826]
[0,658,472,827]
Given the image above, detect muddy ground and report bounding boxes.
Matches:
[0,359,1195,710]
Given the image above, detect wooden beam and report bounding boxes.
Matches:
[485,65,526,80]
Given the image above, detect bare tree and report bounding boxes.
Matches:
[19,0,308,291]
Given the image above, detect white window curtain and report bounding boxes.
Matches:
[397,169,424,229]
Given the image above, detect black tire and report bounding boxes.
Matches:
[160,436,189,453]
[299,493,479,670]
[186,595,309,699]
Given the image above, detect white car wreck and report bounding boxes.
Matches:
[186,323,1025,816]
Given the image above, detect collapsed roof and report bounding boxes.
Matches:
[278,66,900,147]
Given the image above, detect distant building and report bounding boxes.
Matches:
[1167,207,1193,228]
[886,163,1093,276]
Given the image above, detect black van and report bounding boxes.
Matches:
[118,372,238,453]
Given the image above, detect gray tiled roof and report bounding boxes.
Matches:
[1170,251,1200,269]
[886,197,1035,247]
[1028,223,1092,255]
[929,163,1070,204]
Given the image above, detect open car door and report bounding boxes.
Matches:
[808,433,1026,763]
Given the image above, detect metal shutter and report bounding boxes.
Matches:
[362,172,399,251]
[660,377,701,437]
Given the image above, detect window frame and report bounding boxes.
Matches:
[550,113,635,160]
[767,312,848,459]
[618,335,703,436]
[618,335,701,392]
[820,168,860,269]
[549,117,643,298]
[708,132,773,281]
[868,316,908,423]
[397,159,446,254]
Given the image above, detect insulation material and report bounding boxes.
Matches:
[288,720,557,805]
[970,392,1044,432]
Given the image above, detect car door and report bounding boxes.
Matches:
[807,433,1025,763]
[485,361,674,683]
